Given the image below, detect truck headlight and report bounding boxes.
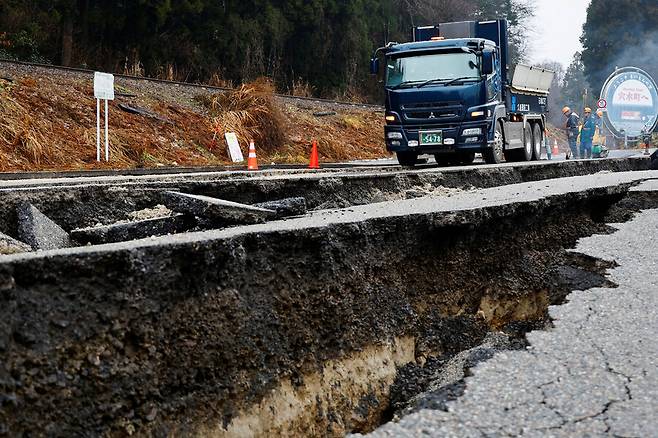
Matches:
[387,132,403,140]
[462,128,482,136]
[471,111,485,118]
[385,113,399,123]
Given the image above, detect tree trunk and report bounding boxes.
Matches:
[61,13,73,66]
[80,0,89,51]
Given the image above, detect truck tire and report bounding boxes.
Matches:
[483,122,504,164]
[396,151,419,166]
[532,123,543,160]
[521,124,533,161]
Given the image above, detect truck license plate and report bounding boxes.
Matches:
[419,130,443,146]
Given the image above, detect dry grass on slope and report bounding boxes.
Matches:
[0,69,387,172]
[199,79,287,153]
[0,75,219,171]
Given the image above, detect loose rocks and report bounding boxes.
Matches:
[254,197,307,218]
[16,203,71,250]
[0,232,31,255]
[71,214,194,244]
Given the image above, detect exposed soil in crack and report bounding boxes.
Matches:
[382,251,616,424]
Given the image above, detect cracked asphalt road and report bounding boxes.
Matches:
[362,186,658,437]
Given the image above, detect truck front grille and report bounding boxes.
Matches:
[402,101,461,110]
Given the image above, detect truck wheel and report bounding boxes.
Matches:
[484,123,504,164]
[532,123,543,160]
[521,124,533,161]
[396,151,419,166]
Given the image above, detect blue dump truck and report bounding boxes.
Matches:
[370,20,554,166]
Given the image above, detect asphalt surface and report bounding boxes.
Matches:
[359,180,658,437]
[0,148,649,183]
[349,149,647,167]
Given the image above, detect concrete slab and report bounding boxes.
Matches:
[161,191,276,225]
[253,197,307,218]
[71,214,194,245]
[16,203,71,250]
[0,232,31,255]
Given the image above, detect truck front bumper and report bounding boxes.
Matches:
[385,121,493,154]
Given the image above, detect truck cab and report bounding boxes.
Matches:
[371,20,553,166]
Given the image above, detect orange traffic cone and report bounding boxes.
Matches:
[247,140,259,170]
[552,139,559,156]
[309,140,320,169]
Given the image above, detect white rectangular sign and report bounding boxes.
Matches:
[224,132,244,163]
[94,72,115,100]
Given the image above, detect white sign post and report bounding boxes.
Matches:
[224,132,245,163]
[93,72,114,162]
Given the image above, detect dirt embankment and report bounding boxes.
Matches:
[0,63,387,172]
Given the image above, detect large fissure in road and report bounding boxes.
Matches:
[370,187,658,434]
[0,171,656,436]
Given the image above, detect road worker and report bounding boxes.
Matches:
[595,110,604,130]
[563,106,580,159]
[592,110,607,158]
[580,107,596,159]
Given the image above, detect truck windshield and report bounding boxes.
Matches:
[386,52,480,88]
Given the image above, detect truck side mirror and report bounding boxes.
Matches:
[482,51,494,75]
[370,58,380,75]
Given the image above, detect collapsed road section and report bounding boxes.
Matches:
[0,164,656,436]
[363,179,658,437]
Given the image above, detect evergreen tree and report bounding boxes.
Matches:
[0,0,536,98]
[581,0,658,95]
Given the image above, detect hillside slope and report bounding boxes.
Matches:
[0,63,388,172]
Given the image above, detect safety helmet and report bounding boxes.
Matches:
[584,107,592,113]
[562,106,570,114]
[596,110,604,117]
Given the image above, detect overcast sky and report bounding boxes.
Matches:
[528,0,591,69]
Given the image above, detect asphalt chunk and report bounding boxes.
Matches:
[16,203,71,250]
[162,191,276,226]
